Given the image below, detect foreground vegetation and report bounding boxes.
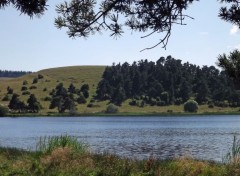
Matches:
[1,135,240,176]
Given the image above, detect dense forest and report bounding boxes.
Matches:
[0,70,31,78]
[95,56,239,107]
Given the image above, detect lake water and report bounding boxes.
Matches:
[0,115,240,161]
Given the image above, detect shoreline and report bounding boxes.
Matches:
[5,111,240,117]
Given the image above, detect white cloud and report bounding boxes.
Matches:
[234,44,240,50]
[230,25,239,35]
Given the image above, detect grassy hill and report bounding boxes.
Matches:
[0,66,106,114]
[0,65,239,116]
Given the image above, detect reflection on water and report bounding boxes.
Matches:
[0,115,240,161]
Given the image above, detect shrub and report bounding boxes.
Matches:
[22,80,28,85]
[87,103,100,108]
[77,94,87,104]
[106,104,118,113]
[22,91,30,95]
[32,78,38,84]
[184,100,198,113]
[129,99,137,106]
[2,94,11,101]
[21,86,28,91]
[7,87,13,94]
[208,104,214,108]
[44,96,52,101]
[43,88,47,92]
[29,86,37,89]
[0,105,8,117]
[38,74,44,79]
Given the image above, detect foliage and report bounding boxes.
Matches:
[22,91,30,95]
[29,85,37,89]
[49,83,76,113]
[77,94,87,104]
[21,86,28,91]
[224,136,240,164]
[22,80,28,85]
[2,138,240,176]
[0,105,8,117]
[7,86,13,94]
[8,93,27,112]
[27,94,41,113]
[184,100,198,113]
[53,0,239,50]
[217,49,240,88]
[2,94,11,101]
[106,104,118,113]
[1,1,240,51]
[96,57,235,106]
[0,70,31,78]
[38,74,44,79]
[32,78,38,84]
[0,0,47,18]
[36,135,87,154]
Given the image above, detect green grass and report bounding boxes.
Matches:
[1,135,240,176]
[1,65,240,116]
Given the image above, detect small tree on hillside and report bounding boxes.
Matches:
[27,94,41,113]
[7,86,13,94]
[8,93,26,112]
[68,83,76,94]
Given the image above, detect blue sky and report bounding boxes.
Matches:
[0,0,239,71]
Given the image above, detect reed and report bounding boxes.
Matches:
[223,136,240,164]
[35,135,87,154]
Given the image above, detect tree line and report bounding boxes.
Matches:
[95,56,238,107]
[0,70,31,78]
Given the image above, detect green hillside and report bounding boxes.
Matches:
[0,66,106,114]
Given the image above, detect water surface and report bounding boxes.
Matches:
[0,115,240,161]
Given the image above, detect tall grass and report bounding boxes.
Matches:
[36,135,87,154]
[224,135,240,164]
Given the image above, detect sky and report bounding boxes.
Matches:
[0,0,239,72]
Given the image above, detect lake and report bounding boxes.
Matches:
[0,115,240,161]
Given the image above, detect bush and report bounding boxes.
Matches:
[22,80,28,85]
[29,86,37,90]
[32,78,38,84]
[21,86,28,91]
[22,91,30,95]
[106,104,118,113]
[43,88,47,92]
[77,95,87,104]
[38,74,44,79]
[208,104,214,108]
[43,96,52,101]
[87,103,100,108]
[129,99,137,106]
[2,94,11,101]
[184,100,198,113]
[0,105,8,117]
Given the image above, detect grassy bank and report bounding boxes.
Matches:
[0,135,240,176]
